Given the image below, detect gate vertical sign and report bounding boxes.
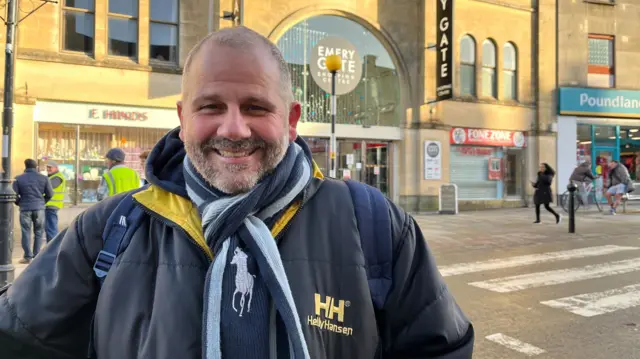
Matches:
[436,0,453,101]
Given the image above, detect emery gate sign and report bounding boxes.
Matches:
[436,0,453,101]
[310,37,363,95]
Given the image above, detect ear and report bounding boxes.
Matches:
[177,101,185,141]
[287,102,301,142]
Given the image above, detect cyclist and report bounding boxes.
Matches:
[569,160,596,206]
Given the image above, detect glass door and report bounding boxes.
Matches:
[363,142,389,196]
[504,149,524,198]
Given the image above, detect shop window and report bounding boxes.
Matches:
[481,39,497,98]
[503,42,517,101]
[37,124,168,204]
[576,124,592,166]
[588,34,614,88]
[275,16,401,128]
[62,0,95,54]
[108,0,138,58]
[150,0,179,63]
[620,126,640,180]
[459,35,476,97]
[302,137,329,176]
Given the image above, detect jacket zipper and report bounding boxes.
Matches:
[133,198,212,263]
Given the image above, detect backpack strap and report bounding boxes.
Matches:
[344,180,393,311]
[93,185,148,288]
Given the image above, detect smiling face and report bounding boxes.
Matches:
[178,40,300,194]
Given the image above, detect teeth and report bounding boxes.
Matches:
[219,150,252,158]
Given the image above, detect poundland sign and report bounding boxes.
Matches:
[559,87,640,119]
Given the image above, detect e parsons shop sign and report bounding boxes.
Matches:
[559,87,640,119]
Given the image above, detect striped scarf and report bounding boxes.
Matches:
[183,141,312,359]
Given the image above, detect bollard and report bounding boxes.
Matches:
[0,179,16,287]
[567,183,578,233]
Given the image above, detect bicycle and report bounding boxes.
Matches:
[560,178,603,213]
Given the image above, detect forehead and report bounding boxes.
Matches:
[186,43,281,98]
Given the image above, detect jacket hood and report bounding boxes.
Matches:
[145,127,190,198]
[145,127,319,199]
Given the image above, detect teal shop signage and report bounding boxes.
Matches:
[558,87,640,119]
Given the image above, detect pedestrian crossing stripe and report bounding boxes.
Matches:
[485,333,546,357]
[540,283,640,317]
[439,245,638,277]
[468,257,640,293]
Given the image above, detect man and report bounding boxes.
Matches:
[569,160,596,206]
[44,161,66,243]
[605,160,631,215]
[97,147,141,200]
[139,149,151,185]
[0,27,474,358]
[12,159,53,264]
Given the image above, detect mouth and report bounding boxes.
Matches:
[212,148,261,164]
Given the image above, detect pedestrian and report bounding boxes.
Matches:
[0,27,474,359]
[532,162,561,224]
[139,149,151,186]
[44,161,66,243]
[604,160,632,215]
[12,159,53,264]
[97,147,141,201]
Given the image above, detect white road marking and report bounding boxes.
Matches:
[485,333,546,356]
[469,258,640,293]
[439,245,638,277]
[541,283,640,317]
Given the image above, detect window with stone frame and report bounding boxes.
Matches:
[61,0,95,54]
[459,35,476,97]
[588,34,614,88]
[108,0,139,58]
[150,0,179,63]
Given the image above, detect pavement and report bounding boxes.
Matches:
[416,207,640,359]
[8,204,640,358]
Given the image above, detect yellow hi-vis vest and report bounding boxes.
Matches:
[45,172,66,209]
[104,167,141,196]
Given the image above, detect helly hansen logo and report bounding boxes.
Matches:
[314,293,346,322]
[307,293,354,336]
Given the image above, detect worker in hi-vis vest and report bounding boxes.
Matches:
[45,161,66,243]
[97,148,141,201]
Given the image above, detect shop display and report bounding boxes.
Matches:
[37,124,169,205]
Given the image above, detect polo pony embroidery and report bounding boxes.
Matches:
[230,247,255,317]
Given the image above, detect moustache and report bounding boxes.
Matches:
[198,137,268,152]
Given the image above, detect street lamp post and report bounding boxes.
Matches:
[325,55,342,178]
[0,0,18,287]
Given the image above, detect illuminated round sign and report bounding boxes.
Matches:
[310,37,363,95]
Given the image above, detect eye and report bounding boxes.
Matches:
[244,105,268,115]
[199,104,221,111]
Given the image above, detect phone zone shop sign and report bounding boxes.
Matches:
[450,127,526,148]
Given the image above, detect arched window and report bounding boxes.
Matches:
[482,39,497,98]
[459,35,476,96]
[503,42,517,101]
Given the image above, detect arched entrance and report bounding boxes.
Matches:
[271,13,407,196]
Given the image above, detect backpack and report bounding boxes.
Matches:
[93,180,393,311]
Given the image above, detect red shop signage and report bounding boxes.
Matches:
[450,127,526,148]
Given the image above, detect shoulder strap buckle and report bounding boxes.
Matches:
[93,250,117,278]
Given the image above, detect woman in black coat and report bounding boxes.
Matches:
[532,163,562,224]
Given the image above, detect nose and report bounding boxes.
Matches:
[217,106,251,140]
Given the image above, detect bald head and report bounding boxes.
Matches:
[181,26,293,105]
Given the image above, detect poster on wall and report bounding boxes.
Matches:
[435,0,453,101]
[488,157,502,180]
[310,37,363,95]
[424,140,442,180]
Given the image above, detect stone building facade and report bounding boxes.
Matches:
[1,0,558,211]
